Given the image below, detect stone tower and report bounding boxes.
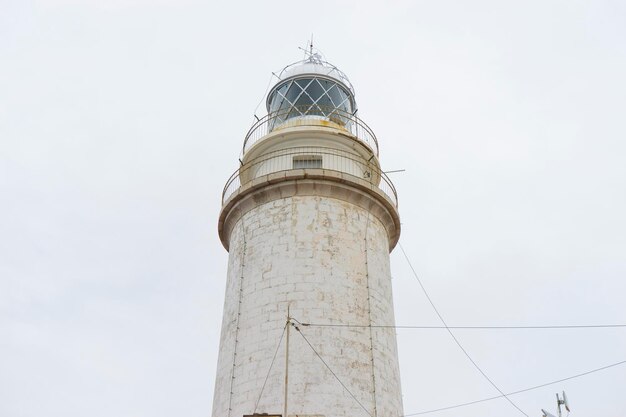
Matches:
[213,53,403,417]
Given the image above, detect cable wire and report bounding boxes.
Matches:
[299,323,626,330]
[403,359,626,416]
[293,322,374,417]
[253,322,288,414]
[252,72,278,119]
[363,213,379,417]
[398,243,529,417]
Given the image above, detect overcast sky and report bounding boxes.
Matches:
[1,1,626,417]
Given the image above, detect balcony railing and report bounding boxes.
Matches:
[242,106,379,156]
[222,147,397,207]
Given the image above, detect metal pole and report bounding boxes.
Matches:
[284,306,290,417]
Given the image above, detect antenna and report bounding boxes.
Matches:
[541,391,571,417]
[557,391,570,416]
[298,35,324,64]
[299,36,314,60]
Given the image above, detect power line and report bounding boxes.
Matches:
[253,322,287,414]
[403,359,626,416]
[299,323,626,330]
[398,242,529,417]
[293,322,374,417]
[252,72,277,119]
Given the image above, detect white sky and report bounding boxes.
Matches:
[1,1,625,417]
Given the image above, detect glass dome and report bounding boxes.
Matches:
[266,55,356,128]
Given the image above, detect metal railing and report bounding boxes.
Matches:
[242,106,379,156]
[222,147,397,207]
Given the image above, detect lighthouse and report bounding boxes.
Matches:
[213,52,403,417]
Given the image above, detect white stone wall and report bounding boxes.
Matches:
[212,195,403,417]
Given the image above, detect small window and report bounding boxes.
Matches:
[293,155,322,169]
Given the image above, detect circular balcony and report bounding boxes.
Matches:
[222,146,397,207]
[242,106,379,156]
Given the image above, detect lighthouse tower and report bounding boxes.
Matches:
[214,52,403,417]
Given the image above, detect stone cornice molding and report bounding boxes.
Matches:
[218,169,401,252]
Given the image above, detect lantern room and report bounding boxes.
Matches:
[266,54,356,129]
